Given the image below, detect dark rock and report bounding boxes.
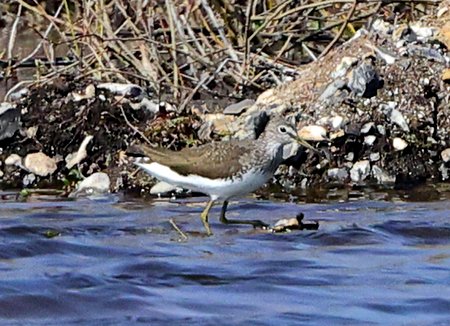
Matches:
[0,103,20,141]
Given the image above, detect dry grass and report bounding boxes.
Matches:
[0,0,441,106]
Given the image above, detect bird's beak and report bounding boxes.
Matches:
[294,135,319,152]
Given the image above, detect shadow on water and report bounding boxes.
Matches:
[0,186,450,325]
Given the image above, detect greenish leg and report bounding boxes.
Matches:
[200,200,215,236]
[219,201,269,229]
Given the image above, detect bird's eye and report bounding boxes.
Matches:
[278,126,287,133]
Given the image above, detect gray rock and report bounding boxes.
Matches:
[69,172,111,197]
[439,163,449,181]
[377,125,386,135]
[150,181,182,195]
[383,102,410,132]
[0,102,20,141]
[223,99,255,115]
[319,79,346,103]
[369,152,381,162]
[23,173,36,187]
[350,160,371,182]
[327,168,349,182]
[372,165,396,184]
[348,60,381,98]
[345,152,354,161]
[361,122,374,134]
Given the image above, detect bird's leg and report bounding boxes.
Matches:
[219,201,269,229]
[200,200,215,236]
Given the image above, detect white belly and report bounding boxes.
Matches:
[135,162,272,201]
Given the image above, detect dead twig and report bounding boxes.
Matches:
[169,218,188,241]
[319,0,358,59]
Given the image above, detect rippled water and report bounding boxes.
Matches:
[0,189,450,325]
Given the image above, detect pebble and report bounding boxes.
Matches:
[72,84,96,102]
[350,160,371,182]
[390,108,410,132]
[24,152,57,177]
[69,172,111,197]
[370,152,381,162]
[441,148,450,163]
[150,181,178,195]
[298,125,327,141]
[330,115,345,129]
[5,154,22,166]
[392,137,408,151]
[361,122,374,134]
[223,99,255,115]
[327,168,349,182]
[364,135,376,146]
[345,152,354,161]
[23,173,36,187]
[377,125,386,135]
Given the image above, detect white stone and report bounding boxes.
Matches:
[0,102,16,115]
[72,84,96,102]
[71,172,110,197]
[364,135,376,146]
[377,125,386,135]
[327,168,349,181]
[345,152,354,161]
[298,125,327,141]
[370,152,380,162]
[361,122,374,134]
[392,137,408,151]
[65,135,94,169]
[150,181,179,195]
[5,154,22,166]
[350,160,371,182]
[24,152,57,177]
[441,148,450,163]
[330,115,345,129]
[390,108,410,132]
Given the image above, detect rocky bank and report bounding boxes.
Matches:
[0,5,449,196]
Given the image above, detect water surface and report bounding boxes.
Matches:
[0,189,449,325]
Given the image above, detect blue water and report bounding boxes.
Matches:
[0,190,449,325]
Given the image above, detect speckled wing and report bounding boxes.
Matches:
[137,141,250,179]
